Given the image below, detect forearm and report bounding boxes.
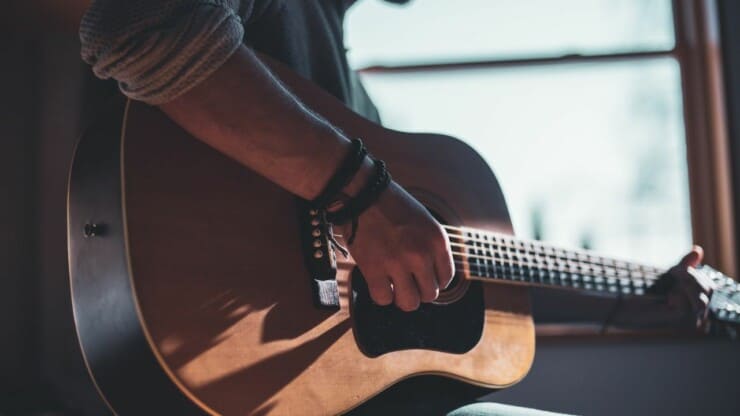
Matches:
[159,46,365,200]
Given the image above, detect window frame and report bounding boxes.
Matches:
[674,0,736,279]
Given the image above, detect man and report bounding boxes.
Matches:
[79,1,711,414]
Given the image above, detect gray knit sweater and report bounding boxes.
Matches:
[80,0,246,104]
[79,0,379,119]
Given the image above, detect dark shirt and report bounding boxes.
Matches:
[243,0,381,122]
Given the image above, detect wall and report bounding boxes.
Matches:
[0,35,41,400]
[1,32,112,415]
[492,339,740,415]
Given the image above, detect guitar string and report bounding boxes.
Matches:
[449,261,650,290]
[449,256,659,284]
[447,240,649,268]
[441,224,661,273]
[445,233,632,265]
[450,260,656,294]
[445,232,663,285]
[444,228,632,265]
[447,248,662,280]
[446,232,658,272]
[450,258,656,282]
[453,253,659,282]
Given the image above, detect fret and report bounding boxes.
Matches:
[457,227,662,297]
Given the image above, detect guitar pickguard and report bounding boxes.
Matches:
[351,268,485,357]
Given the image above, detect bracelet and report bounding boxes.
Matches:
[326,158,392,244]
[311,138,367,208]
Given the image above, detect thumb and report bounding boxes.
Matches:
[679,245,704,268]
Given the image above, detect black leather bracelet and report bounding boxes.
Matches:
[326,158,391,245]
[311,138,367,208]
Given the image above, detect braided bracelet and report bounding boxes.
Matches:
[326,158,392,244]
[311,138,367,208]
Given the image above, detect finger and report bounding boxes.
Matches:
[676,274,711,317]
[390,271,421,312]
[689,292,711,329]
[359,262,394,306]
[678,287,707,314]
[410,256,439,303]
[365,275,394,306]
[434,233,455,290]
[691,268,715,295]
[677,273,710,301]
[698,298,712,331]
[673,266,714,296]
[679,245,704,268]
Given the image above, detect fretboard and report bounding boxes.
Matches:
[448,226,665,297]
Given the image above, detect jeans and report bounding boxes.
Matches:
[345,376,571,416]
[448,403,573,416]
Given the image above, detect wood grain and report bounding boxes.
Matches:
[68,54,534,415]
[121,97,534,414]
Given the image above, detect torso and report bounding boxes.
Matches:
[240,0,379,122]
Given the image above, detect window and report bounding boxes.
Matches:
[345,0,698,269]
[347,0,675,66]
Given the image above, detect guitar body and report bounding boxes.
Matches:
[68,78,534,414]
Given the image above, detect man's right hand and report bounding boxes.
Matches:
[337,181,455,312]
[156,47,454,312]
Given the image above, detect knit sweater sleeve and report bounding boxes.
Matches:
[80,0,245,104]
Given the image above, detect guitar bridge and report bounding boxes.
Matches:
[298,200,340,309]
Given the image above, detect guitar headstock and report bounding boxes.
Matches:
[690,265,740,334]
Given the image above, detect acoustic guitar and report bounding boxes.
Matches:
[67,58,740,415]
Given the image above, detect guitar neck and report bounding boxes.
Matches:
[446,225,665,297]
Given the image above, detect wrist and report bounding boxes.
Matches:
[340,156,374,198]
[311,137,368,206]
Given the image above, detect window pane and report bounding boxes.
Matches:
[346,0,675,68]
[359,58,690,267]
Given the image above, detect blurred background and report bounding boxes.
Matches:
[2,0,740,415]
[348,0,688,267]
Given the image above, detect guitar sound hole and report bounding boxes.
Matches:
[435,273,471,305]
[351,268,485,358]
